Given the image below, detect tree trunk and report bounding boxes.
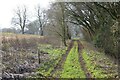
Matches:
[41,28,43,36]
[117,19,120,74]
[22,28,25,34]
[62,38,67,46]
[66,25,71,39]
[39,26,43,36]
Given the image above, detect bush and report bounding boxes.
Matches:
[93,23,118,59]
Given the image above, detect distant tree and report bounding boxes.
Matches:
[12,6,28,34]
[35,5,47,36]
[2,28,20,33]
[26,20,39,34]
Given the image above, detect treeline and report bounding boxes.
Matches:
[1,28,20,34]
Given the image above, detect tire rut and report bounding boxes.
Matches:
[77,40,93,79]
[50,40,74,77]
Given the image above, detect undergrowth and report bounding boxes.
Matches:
[37,44,66,77]
[82,49,118,78]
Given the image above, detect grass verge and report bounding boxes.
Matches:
[37,44,66,77]
[82,49,118,78]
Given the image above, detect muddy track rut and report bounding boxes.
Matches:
[50,40,74,77]
[77,40,93,79]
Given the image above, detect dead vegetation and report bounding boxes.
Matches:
[1,33,62,78]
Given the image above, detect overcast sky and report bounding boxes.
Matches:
[0,0,54,29]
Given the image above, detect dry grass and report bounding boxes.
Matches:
[1,32,62,51]
[0,33,44,43]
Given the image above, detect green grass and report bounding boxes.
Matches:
[82,49,105,78]
[82,49,118,78]
[38,44,66,60]
[61,42,85,78]
[37,44,66,76]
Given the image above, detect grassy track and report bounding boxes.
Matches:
[61,41,85,78]
[37,40,118,78]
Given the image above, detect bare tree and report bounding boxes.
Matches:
[36,5,47,36]
[12,6,28,34]
[47,3,68,46]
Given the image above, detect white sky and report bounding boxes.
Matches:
[0,0,54,29]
